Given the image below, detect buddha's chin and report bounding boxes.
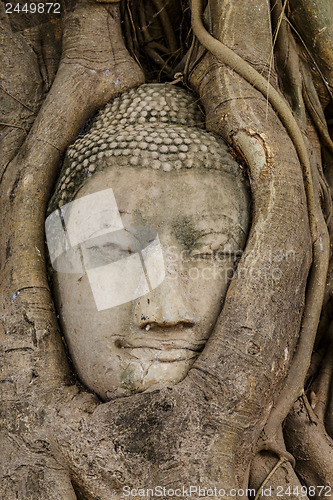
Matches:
[105,358,196,400]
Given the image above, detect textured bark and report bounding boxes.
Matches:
[284,399,333,492]
[1,1,332,499]
[0,10,44,174]
[187,0,311,478]
[288,0,333,106]
[1,2,145,498]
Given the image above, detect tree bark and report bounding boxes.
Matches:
[1,1,332,498]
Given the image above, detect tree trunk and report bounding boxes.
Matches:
[1,1,333,499]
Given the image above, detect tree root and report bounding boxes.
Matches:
[0,2,144,496]
[308,328,333,424]
[301,62,333,155]
[284,398,333,489]
[189,2,332,493]
[250,426,311,499]
[254,457,286,500]
[270,0,307,127]
[300,391,319,425]
[123,0,185,79]
[250,451,311,500]
[152,0,178,54]
[138,0,174,75]
[1,1,332,497]
[0,7,44,174]
[288,0,333,104]
[255,443,295,469]
[0,122,28,134]
[191,0,317,218]
[191,0,330,448]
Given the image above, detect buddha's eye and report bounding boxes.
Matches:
[82,241,134,269]
[86,242,133,254]
[189,248,213,260]
[102,242,134,253]
[189,245,240,262]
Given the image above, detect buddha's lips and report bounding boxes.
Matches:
[116,338,204,362]
[117,338,205,351]
[123,347,198,362]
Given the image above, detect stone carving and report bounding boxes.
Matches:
[48,84,244,209]
[47,84,250,400]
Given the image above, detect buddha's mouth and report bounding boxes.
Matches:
[116,338,203,362]
[127,347,198,362]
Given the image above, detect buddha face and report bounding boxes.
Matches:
[53,165,249,400]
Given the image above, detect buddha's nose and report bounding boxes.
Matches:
[134,275,196,329]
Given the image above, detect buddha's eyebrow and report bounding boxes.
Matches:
[195,213,236,223]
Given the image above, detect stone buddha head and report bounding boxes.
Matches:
[46,84,250,400]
